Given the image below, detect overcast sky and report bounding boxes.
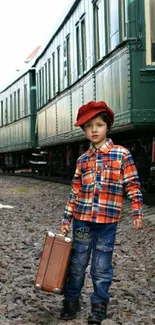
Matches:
[0,0,73,90]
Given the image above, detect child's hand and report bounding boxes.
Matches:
[60,224,70,235]
[132,218,143,230]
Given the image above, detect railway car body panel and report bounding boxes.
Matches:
[37,43,142,145]
[0,69,36,152]
[57,93,71,133]
[72,85,83,129]
[0,117,32,151]
[47,102,57,138]
[35,0,155,150]
[82,74,94,105]
[131,55,155,124]
[0,69,37,171]
[38,110,46,142]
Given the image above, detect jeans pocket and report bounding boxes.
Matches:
[72,243,90,266]
[95,238,114,271]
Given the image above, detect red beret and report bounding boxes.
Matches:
[74,101,114,127]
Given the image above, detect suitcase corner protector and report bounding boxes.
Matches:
[52,288,62,294]
[47,231,55,237]
[65,237,72,243]
[35,283,41,288]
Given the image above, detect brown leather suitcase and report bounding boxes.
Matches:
[35,231,72,293]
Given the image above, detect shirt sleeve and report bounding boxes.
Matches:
[61,160,82,225]
[123,150,143,220]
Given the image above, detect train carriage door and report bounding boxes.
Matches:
[145,0,155,65]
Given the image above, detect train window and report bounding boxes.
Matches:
[63,36,71,88]
[24,84,28,115]
[76,24,81,76]
[5,98,8,124]
[14,92,16,121]
[64,36,71,88]
[109,0,119,51]
[45,63,48,102]
[124,0,128,39]
[36,73,39,109]
[41,67,44,106]
[10,94,13,122]
[66,36,71,86]
[48,59,51,100]
[76,16,87,77]
[64,39,67,80]
[0,101,3,126]
[17,89,20,119]
[93,1,99,62]
[93,0,106,62]
[150,0,155,63]
[39,70,41,107]
[52,52,56,96]
[81,18,87,72]
[57,46,60,93]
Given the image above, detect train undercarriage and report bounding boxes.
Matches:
[0,150,33,173]
[29,131,155,194]
[0,130,154,194]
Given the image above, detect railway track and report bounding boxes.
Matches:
[0,171,154,206]
[0,171,71,184]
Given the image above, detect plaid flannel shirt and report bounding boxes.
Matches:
[62,139,143,225]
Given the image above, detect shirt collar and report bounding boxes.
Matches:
[88,138,114,157]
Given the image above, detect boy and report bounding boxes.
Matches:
[60,101,143,325]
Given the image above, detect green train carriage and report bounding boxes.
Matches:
[34,0,155,191]
[0,68,37,172]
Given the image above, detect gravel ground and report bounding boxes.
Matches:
[0,176,155,325]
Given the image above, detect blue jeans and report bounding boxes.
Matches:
[64,218,118,305]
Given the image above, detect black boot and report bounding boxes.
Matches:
[60,299,81,320]
[88,303,107,324]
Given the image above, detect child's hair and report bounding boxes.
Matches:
[81,111,112,131]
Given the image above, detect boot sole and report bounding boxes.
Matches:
[88,321,101,325]
[60,315,77,320]
[60,307,81,320]
[88,316,105,324]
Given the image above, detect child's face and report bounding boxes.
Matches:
[83,115,108,148]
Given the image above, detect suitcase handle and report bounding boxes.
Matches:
[47,231,72,243]
[56,233,72,243]
[48,231,55,237]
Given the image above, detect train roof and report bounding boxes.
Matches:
[34,0,78,63]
